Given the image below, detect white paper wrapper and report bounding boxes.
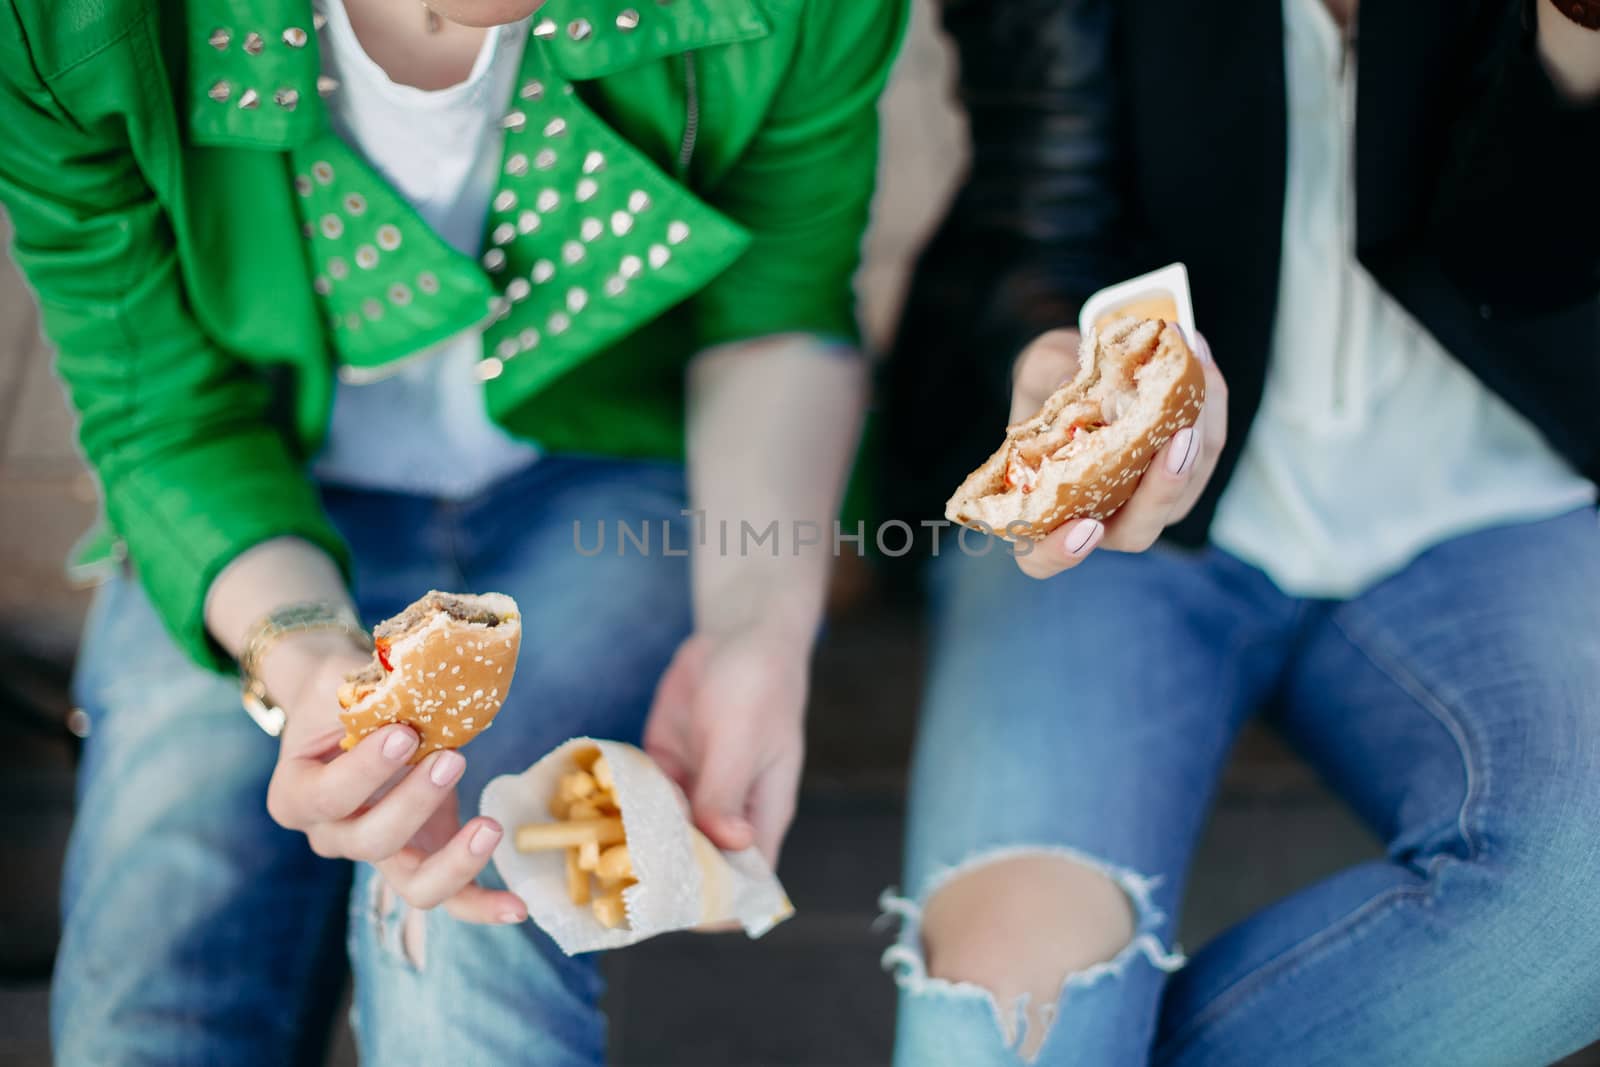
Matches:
[481,738,794,955]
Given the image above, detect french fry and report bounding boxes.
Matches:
[559,770,597,802]
[595,843,632,884]
[513,817,626,852]
[533,746,635,930]
[592,887,627,929]
[565,847,591,906]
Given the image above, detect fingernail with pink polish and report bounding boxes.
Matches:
[1065,520,1104,557]
[430,750,465,787]
[382,728,417,762]
[1197,335,1214,364]
[1166,428,1198,476]
[469,823,501,856]
[499,910,525,924]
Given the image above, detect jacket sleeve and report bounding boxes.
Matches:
[889,0,1125,395]
[690,0,909,349]
[0,14,351,672]
[1431,0,1600,313]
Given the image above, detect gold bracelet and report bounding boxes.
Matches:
[238,602,371,737]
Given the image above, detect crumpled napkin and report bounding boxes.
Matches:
[481,738,793,954]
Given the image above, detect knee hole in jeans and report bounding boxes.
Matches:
[882,848,1186,1064]
[923,856,1135,1060]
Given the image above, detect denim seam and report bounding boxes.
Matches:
[1155,607,1489,1060]
[1154,876,1440,1062]
[1327,611,1487,863]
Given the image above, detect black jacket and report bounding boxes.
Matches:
[882,0,1600,548]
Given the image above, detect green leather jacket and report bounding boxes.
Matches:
[0,0,906,669]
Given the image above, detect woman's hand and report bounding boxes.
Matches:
[662,333,866,868]
[260,633,527,925]
[1008,327,1229,580]
[642,627,808,866]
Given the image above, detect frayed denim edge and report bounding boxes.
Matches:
[878,845,1187,1053]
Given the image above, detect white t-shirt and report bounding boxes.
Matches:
[1209,0,1595,596]
[311,0,541,498]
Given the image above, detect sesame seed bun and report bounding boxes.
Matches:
[945,318,1206,540]
[337,591,521,762]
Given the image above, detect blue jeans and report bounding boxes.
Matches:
[890,507,1600,1066]
[52,457,693,1066]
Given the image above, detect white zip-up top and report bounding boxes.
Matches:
[311,0,541,498]
[1208,0,1594,596]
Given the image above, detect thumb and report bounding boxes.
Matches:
[690,747,755,852]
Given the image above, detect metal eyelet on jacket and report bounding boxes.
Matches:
[266,12,753,391]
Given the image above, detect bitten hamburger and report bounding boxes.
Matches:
[946,318,1205,540]
[338,591,521,761]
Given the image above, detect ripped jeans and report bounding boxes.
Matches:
[887,507,1600,1066]
[52,457,692,1067]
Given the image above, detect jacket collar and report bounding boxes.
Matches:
[280,13,756,386]
[185,0,770,150]
[187,0,328,148]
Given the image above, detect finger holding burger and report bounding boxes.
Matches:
[1011,329,1228,580]
[260,592,530,926]
[950,298,1230,581]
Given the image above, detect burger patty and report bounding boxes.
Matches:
[373,592,503,640]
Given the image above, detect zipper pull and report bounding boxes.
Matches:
[678,52,700,177]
